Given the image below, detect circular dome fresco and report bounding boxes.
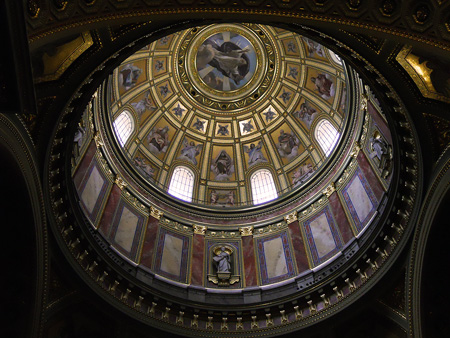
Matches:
[106,23,349,208]
[49,22,422,338]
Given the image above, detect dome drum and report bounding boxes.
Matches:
[44,22,421,337]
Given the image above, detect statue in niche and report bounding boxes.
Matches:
[208,246,239,287]
[73,122,86,154]
[213,247,231,273]
[369,131,393,178]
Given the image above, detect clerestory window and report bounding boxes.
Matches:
[315,119,339,157]
[251,169,278,205]
[113,110,134,147]
[168,166,195,202]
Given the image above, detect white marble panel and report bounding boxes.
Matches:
[160,233,183,277]
[264,237,288,279]
[347,175,373,222]
[80,166,104,214]
[114,207,139,252]
[310,213,335,258]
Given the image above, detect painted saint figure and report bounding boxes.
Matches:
[277,130,300,158]
[178,138,202,165]
[311,73,335,100]
[211,150,234,181]
[294,101,318,129]
[243,142,267,166]
[131,91,156,116]
[213,247,231,273]
[147,126,170,154]
[197,39,251,85]
[226,191,235,206]
[119,64,142,90]
[210,190,218,204]
[133,157,155,179]
[292,163,314,187]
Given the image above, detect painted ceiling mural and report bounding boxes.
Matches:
[108,24,348,206]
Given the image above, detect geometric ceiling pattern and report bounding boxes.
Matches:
[108,24,348,206]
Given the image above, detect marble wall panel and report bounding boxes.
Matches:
[303,206,342,266]
[191,234,205,286]
[78,162,109,224]
[288,221,310,273]
[154,228,190,283]
[242,236,257,287]
[357,151,384,200]
[367,101,392,144]
[98,185,121,235]
[256,231,296,285]
[328,192,354,243]
[109,201,145,261]
[139,216,160,270]
[342,167,378,233]
[73,140,96,189]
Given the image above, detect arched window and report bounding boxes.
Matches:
[251,169,278,205]
[168,166,195,202]
[113,110,134,147]
[315,119,339,157]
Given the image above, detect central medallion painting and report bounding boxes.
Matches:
[195,31,257,92]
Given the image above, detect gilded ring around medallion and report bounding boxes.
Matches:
[176,24,276,112]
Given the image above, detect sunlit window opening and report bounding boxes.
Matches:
[168,166,195,202]
[315,119,339,157]
[113,110,134,147]
[251,169,278,205]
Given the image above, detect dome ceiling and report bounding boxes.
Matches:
[56,19,420,338]
[108,24,348,206]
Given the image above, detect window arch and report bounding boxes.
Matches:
[168,166,195,202]
[113,110,134,147]
[251,169,278,205]
[314,119,339,157]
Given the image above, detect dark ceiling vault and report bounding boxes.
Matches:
[0,0,450,337]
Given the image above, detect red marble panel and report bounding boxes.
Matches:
[288,221,310,273]
[357,151,384,200]
[190,234,205,286]
[139,216,160,270]
[328,192,354,243]
[98,185,121,237]
[367,101,392,143]
[242,236,258,286]
[73,140,97,189]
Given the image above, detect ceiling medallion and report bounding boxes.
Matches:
[176,23,277,113]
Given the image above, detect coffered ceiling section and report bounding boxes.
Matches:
[108,24,348,207]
